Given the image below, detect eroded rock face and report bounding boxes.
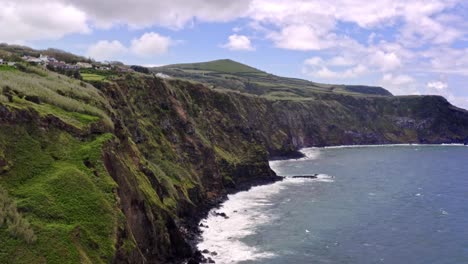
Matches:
[98,77,468,263]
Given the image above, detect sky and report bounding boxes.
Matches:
[1,0,468,109]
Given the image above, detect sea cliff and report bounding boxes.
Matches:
[1,66,467,263]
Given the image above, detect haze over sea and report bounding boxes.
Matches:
[198,145,468,264]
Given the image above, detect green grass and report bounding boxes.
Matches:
[0,125,118,264]
[81,73,106,82]
[0,70,113,129]
[0,187,37,244]
[160,59,264,74]
[7,98,100,130]
[0,65,16,72]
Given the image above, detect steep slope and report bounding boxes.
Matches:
[154,59,393,97]
[0,62,467,264]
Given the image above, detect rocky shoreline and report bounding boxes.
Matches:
[183,172,283,264]
[182,142,468,263]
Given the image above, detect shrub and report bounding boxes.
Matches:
[0,187,37,243]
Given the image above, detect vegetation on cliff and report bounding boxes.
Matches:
[0,49,467,263]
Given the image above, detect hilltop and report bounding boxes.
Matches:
[154,59,393,98]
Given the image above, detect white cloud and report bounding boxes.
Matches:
[369,51,402,72]
[427,81,448,90]
[304,57,324,66]
[66,0,251,29]
[0,1,89,43]
[86,40,127,61]
[379,73,418,95]
[222,34,254,51]
[86,32,174,60]
[421,47,468,76]
[328,56,355,67]
[303,59,367,79]
[130,32,173,56]
[248,0,465,50]
[267,25,336,51]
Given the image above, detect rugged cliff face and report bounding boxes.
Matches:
[1,70,467,263]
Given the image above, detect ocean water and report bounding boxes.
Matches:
[197,145,468,264]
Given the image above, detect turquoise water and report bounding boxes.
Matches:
[198,145,468,264]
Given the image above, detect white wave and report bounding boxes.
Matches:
[299,147,321,160]
[197,178,314,263]
[268,159,287,175]
[269,148,322,175]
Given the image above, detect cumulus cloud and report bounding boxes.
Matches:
[3,0,466,52]
[268,25,336,51]
[303,56,367,79]
[65,0,251,29]
[86,40,127,61]
[0,1,89,43]
[369,51,402,72]
[86,32,174,61]
[222,34,254,51]
[130,32,173,56]
[379,73,419,95]
[248,0,465,49]
[427,81,448,90]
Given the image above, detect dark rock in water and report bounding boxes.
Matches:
[187,250,206,264]
[202,249,210,254]
[210,251,218,256]
[207,257,215,263]
[291,174,318,179]
[214,212,229,218]
[199,223,209,228]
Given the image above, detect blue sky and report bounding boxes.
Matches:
[1,0,467,109]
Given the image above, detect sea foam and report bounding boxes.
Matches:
[197,177,321,263]
[199,147,334,263]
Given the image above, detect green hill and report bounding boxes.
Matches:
[154,59,392,98]
[163,59,264,74]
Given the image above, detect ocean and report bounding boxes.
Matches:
[197,145,468,264]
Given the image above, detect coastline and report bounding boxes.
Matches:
[184,173,283,264]
[186,142,468,263]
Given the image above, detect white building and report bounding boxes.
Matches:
[0,59,3,64]
[39,54,49,63]
[22,56,42,64]
[76,62,93,68]
[155,72,171,79]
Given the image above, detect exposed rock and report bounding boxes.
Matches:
[292,175,318,179]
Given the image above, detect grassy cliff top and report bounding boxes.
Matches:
[153,59,393,98]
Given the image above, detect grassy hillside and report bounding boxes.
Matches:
[154,59,392,98]
[163,59,264,74]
